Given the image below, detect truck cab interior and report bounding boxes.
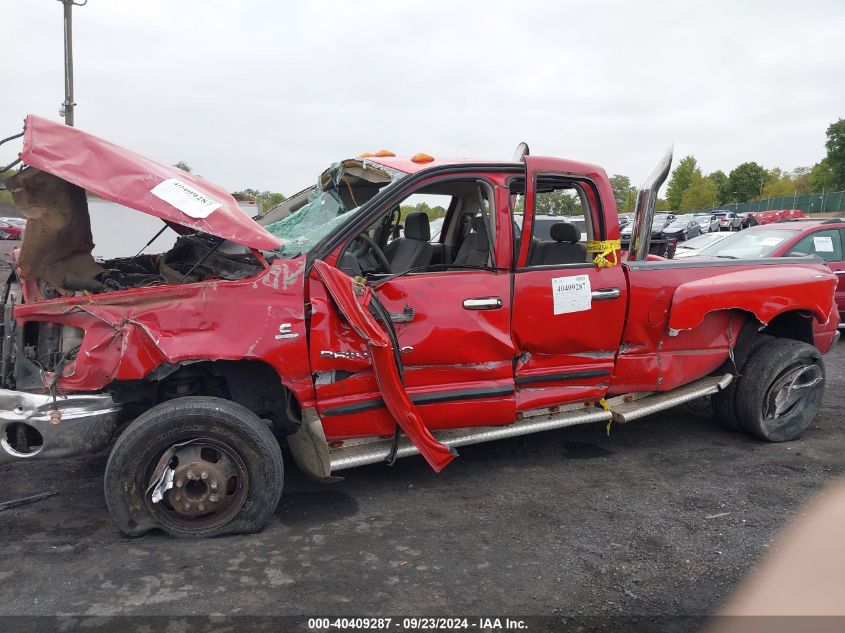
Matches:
[338,179,497,277]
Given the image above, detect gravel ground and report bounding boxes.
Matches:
[1,342,843,622]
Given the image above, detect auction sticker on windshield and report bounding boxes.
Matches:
[813,235,834,252]
[552,274,591,315]
[151,178,222,218]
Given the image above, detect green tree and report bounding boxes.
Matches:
[399,201,447,221]
[534,189,581,215]
[824,118,845,189]
[665,155,698,210]
[609,174,634,211]
[728,162,769,203]
[707,170,730,205]
[257,191,286,210]
[174,160,192,172]
[810,159,836,191]
[680,173,718,211]
[0,169,16,208]
[655,198,670,211]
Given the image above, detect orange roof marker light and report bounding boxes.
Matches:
[411,153,434,163]
[359,152,375,158]
[374,149,396,157]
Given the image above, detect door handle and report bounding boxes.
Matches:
[591,288,621,301]
[833,270,845,275]
[463,297,503,310]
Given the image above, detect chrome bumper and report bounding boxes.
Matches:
[0,389,120,464]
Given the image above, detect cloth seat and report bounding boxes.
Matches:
[452,216,490,267]
[528,222,587,265]
[384,212,433,272]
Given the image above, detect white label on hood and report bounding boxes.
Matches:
[150,178,222,219]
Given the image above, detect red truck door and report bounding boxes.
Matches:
[308,174,518,444]
[509,157,628,411]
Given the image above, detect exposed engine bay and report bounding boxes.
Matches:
[4,167,263,298]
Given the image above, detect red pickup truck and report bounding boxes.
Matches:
[1,116,839,537]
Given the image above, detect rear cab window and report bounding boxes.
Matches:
[510,176,594,267]
[789,229,843,262]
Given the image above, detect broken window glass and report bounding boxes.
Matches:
[265,160,406,258]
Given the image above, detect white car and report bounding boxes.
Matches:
[673,232,733,257]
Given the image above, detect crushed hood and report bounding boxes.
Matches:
[16,115,283,251]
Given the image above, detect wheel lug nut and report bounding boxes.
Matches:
[210,481,218,491]
[174,494,181,502]
[186,471,195,480]
[198,503,205,512]
[175,479,184,488]
[183,503,191,512]
[200,471,209,480]
[209,494,220,503]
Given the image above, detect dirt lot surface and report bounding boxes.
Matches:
[1,340,844,622]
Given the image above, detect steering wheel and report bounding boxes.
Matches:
[353,233,392,274]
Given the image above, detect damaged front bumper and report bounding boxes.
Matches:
[0,389,120,464]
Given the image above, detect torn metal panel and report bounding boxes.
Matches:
[313,260,455,472]
[11,260,316,407]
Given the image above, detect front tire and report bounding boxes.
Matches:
[104,396,284,538]
[734,339,825,442]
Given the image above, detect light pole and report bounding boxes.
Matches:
[58,0,87,126]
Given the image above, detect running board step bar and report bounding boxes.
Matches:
[327,373,733,472]
[605,373,733,423]
[329,407,611,472]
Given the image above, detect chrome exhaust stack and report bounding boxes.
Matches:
[626,145,673,261]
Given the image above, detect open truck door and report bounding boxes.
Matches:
[509,156,629,411]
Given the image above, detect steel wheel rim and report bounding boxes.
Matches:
[763,361,824,421]
[145,437,250,532]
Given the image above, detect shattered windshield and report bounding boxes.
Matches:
[265,159,406,257]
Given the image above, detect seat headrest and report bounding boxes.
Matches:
[550,222,579,244]
[470,215,489,240]
[404,212,430,241]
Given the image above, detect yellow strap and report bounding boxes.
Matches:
[598,397,613,435]
[586,239,621,268]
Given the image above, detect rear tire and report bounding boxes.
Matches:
[712,335,772,432]
[734,339,825,442]
[104,396,284,538]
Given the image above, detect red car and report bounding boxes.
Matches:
[747,209,804,226]
[0,115,839,537]
[0,217,25,240]
[694,217,845,325]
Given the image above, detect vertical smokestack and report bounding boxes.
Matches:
[626,145,673,261]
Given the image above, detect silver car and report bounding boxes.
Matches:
[694,213,720,233]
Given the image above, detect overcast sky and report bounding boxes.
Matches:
[2,0,843,194]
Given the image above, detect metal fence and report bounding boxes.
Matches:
[713,190,845,214]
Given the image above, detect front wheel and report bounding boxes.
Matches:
[734,339,825,442]
[104,397,284,538]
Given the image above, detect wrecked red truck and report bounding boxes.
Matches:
[0,115,839,537]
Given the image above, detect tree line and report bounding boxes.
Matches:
[610,117,845,213]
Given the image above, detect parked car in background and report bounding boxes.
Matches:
[696,218,845,325]
[0,217,25,240]
[694,213,720,233]
[621,212,675,239]
[713,210,742,231]
[661,214,702,242]
[673,231,732,258]
[618,213,633,229]
[738,211,752,228]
